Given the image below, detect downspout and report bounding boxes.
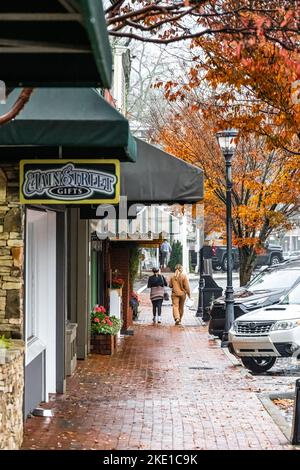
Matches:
[0,88,33,125]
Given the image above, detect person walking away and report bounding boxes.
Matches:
[169,264,191,325]
[147,267,167,323]
[160,239,172,269]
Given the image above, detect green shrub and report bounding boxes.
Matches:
[168,240,183,272]
[129,246,142,285]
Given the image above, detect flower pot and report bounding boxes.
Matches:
[91,334,114,355]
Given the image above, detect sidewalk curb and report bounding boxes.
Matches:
[258,392,295,444]
[137,284,148,294]
[219,342,242,367]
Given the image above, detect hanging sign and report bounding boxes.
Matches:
[20,159,120,204]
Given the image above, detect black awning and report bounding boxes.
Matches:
[120,139,203,204]
[0,0,112,88]
[0,88,136,162]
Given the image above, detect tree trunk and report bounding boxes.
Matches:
[239,246,256,286]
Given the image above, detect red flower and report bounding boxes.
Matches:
[93,318,100,323]
[94,306,106,313]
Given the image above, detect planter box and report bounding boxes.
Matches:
[91,334,115,355]
[65,322,77,376]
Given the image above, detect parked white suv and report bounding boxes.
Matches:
[228,281,300,373]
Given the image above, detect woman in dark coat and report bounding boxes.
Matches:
[147,267,167,323]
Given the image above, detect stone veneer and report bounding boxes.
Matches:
[0,341,24,449]
[0,164,24,339]
[0,163,24,449]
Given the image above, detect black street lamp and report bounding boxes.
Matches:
[195,246,204,318]
[216,129,238,347]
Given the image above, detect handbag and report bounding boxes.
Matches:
[185,297,194,308]
[160,275,169,301]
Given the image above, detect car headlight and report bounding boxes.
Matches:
[271,319,300,331]
[243,297,268,308]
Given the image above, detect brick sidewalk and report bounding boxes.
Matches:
[22,296,292,450]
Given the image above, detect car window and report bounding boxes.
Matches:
[281,282,300,304]
[247,269,300,291]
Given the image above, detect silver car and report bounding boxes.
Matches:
[228,281,300,373]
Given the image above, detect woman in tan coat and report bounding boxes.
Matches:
[169,264,191,325]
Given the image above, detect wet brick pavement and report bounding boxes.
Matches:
[22,295,297,450]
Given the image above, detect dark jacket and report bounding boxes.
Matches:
[148,274,168,302]
[147,274,167,288]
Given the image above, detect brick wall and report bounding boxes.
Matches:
[0,165,24,339]
[110,243,132,331]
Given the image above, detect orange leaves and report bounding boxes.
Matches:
[155,98,299,249]
[163,34,300,153]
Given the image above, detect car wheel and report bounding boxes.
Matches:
[270,255,281,265]
[213,264,222,271]
[240,356,276,373]
[221,256,227,271]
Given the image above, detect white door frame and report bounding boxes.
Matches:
[25,209,57,402]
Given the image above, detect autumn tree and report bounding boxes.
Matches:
[106,0,300,52]
[153,104,300,285]
[160,38,300,155]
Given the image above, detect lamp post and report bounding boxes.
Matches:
[216,129,238,347]
[195,245,204,318]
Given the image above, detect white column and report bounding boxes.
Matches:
[194,227,200,273]
[181,215,189,273]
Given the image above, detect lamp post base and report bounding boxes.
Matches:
[221,329,229,347]
[195,308,203,318]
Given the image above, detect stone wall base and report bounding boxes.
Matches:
[0,342,24,450]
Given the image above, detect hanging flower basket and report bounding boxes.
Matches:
[111,277,124,289]
[111,269,125,289]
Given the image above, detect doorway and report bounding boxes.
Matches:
[24,209,56,416]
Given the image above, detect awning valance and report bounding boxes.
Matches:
[0,88,136,162]
[0,0,112,88]
[81,138,203,219]
[120,138,203,204]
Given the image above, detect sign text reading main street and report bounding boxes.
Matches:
[20,159,120,205]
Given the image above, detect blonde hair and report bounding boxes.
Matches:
[174,264,183,279]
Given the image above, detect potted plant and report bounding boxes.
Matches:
[111,269,124,289]
[90,306,122,355]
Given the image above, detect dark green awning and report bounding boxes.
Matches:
[0,88,136,162]
[0,0,112,88]
[121,139,203,203]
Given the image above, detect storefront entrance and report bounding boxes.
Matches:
[24,209,57,416]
